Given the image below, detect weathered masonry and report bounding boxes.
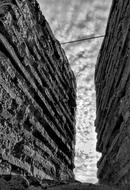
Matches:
[0,0,76,183]
[95,0,130,186]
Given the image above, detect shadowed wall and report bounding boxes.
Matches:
[0,0,76,184]
[95,0,130,186]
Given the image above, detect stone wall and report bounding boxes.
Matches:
[95,0,130,186]
[0,0,76,184]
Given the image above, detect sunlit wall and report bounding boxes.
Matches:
[37,0,112,183]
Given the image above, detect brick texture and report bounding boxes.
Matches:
[0,0,76,184]
[95,0,130,186]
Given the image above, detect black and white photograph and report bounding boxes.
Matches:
[0,0,129,189]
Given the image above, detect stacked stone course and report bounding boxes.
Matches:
[95,0,130,186]
[0,0,76,184]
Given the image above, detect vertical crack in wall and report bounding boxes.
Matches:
[37,0,112,183]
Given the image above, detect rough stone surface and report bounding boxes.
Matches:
[0,0,76,185]
[0,176,129,190]
[95,0,130,186]
[0,177,119,190]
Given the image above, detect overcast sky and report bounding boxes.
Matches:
[37,0,112,183]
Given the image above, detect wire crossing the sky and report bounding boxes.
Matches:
[61,34,105,45]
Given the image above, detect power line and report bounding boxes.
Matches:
[61,34,105,45]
